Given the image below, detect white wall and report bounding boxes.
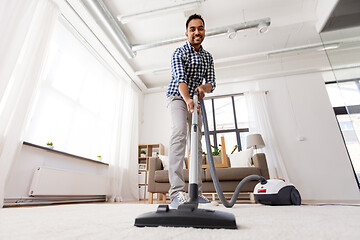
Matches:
[5,144,108,199]
[140,92,171,154]
[140,72,360,202]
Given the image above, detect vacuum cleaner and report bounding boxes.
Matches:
[253,179,301,205]
[134,94,301,229]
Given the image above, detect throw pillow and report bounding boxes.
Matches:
[229,148,253,167]
[158,155,186,170]
[158,155,169,170]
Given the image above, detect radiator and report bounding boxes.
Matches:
[29,167,107,196]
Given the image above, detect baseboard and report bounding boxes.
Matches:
[302,199,360,205]
[4,196,106,207]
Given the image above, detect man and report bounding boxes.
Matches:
[166,14,217,209]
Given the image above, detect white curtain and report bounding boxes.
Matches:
[244,91,289,180]
[0,0,36,100]
[107,82,140,202]
[0,0,59,208]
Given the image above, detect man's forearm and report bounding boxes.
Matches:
[199,83,213,93]
[179,82,196,113]
[178,82,191,102]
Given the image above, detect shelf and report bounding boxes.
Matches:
[138,143,164,199]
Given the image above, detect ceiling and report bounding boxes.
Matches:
[68,0,343,92]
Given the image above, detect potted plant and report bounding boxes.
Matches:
[97,155,102,161]
[231,145,238,154]
[140,150,146,157]
[211,144,221,156]
[46,141,54,149]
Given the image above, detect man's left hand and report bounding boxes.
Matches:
[195,86,205,100]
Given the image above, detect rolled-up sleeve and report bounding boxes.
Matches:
[171,49,187,85]
[205,54,216,92]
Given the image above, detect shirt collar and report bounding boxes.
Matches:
[186,41,204,54]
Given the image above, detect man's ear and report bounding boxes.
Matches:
[185,31,188,38]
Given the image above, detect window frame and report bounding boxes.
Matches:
[202,94,249,152]
[325,78,360,115]
[325,78,360,189]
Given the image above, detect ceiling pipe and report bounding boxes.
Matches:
[80,0,136,58]
[134,41,348,76]
[118,0,203,24]
[132,17,271,52]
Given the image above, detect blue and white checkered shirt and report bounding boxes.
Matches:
[167,41,216,98]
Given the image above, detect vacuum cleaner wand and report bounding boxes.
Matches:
[188,94,199,204]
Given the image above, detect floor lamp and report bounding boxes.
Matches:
[247,133,265,154]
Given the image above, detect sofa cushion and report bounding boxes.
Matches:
[204,167,261,181]
[154,170,172,183]
[154,169,207,183]
[228,148,253,167]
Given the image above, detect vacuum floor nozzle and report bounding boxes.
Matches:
[134,205,237,229]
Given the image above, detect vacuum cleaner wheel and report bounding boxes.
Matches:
[290,188,301,205]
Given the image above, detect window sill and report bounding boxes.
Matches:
[23,141,109,166]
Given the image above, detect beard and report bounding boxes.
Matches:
[191,35,203,45]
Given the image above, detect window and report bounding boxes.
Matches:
[24,20,122,162]
[201,95,249,154]
[325,79,360,183]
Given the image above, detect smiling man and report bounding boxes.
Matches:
[166,14,217,209]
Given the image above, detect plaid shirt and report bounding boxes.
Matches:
[167,41,216,98]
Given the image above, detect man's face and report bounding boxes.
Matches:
[186,18,205,48]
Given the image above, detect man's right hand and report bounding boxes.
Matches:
[179,82,199,114]
[185,98,194,113]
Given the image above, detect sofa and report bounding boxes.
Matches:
[147,153,270,204]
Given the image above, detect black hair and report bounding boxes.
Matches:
[186,14,205,29]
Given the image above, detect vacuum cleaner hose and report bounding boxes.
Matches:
[199,99,267,208]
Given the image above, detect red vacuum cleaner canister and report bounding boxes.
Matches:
[253,179,301,205]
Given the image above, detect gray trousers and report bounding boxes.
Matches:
[167,96,203,200]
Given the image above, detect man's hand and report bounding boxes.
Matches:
[195,83,212,100]
[185,98,195,113]
[179,82,211,113]
[195,86,205,100]
[185,98,200,114]
[179,82,199,114]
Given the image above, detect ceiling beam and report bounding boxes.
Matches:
[117,0,203,24]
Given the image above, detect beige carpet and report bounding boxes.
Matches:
[1,203,360,239]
